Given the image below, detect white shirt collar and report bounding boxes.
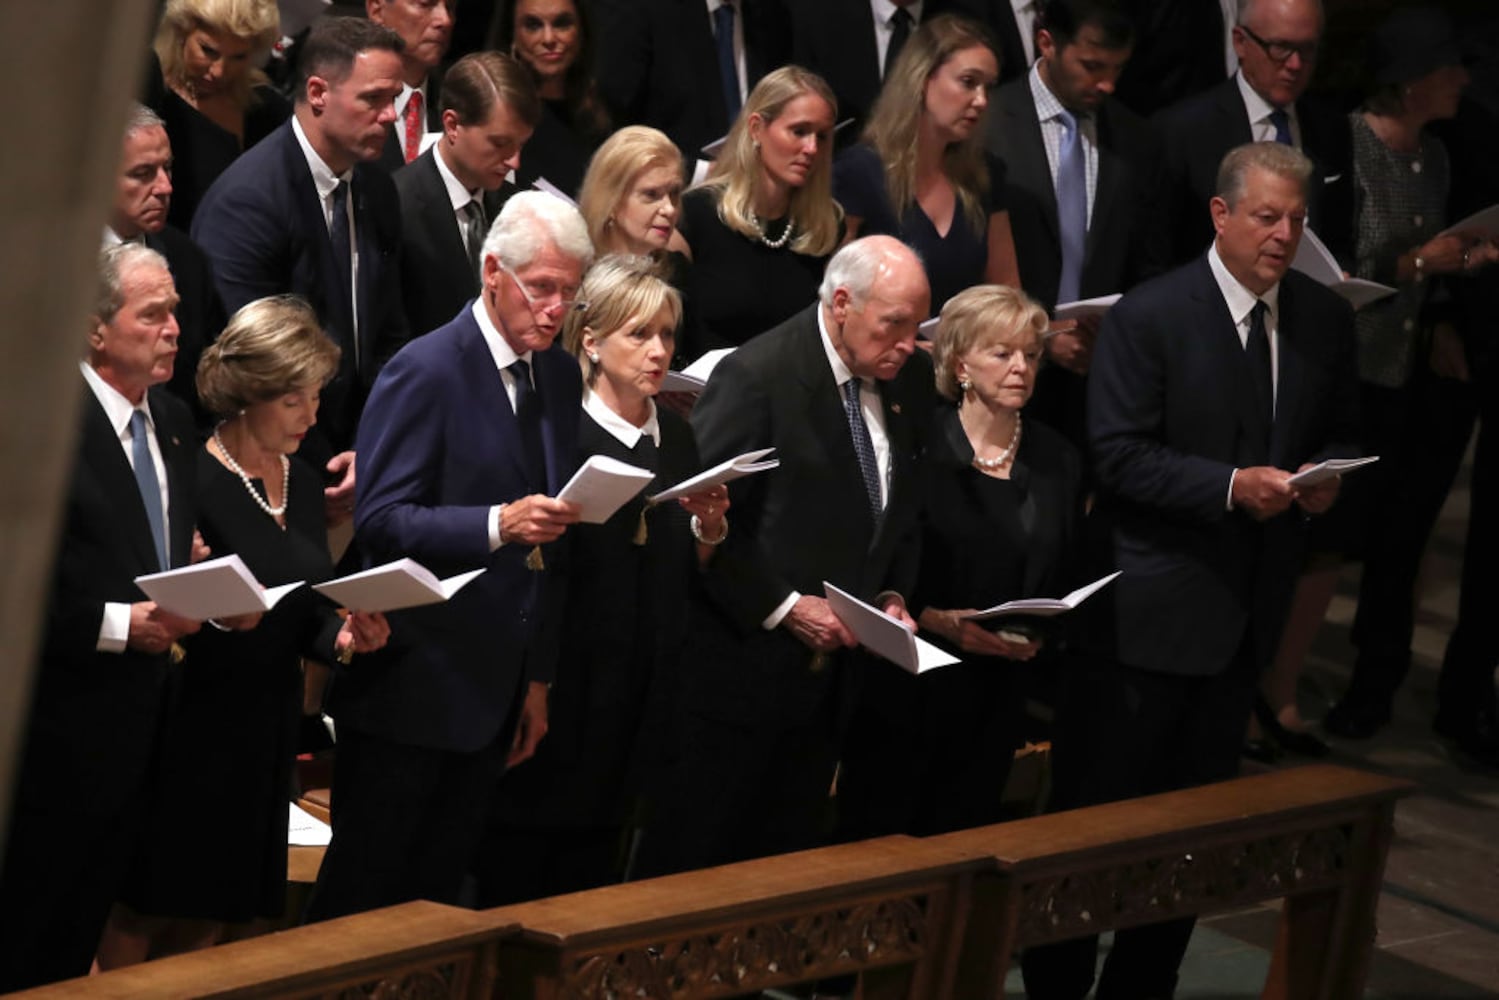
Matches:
[583,386,660,448]
[705,0,732,13]
[80,360,152,437]
[817,305,858,388]
[471,298,531,373]
[1235,68,1293,126]
[292,114,352,203]
[1011,0,1034,12]
[433,140,480,213]
[1208,241,1281,327]
[871,0,923,25]
[1028,61,1074,122]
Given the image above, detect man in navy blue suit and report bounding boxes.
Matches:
[306,191,590,920]
[1022,142,1360,999]
[192,17,409,525]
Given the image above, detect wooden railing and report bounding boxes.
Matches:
[9,764,1411,1000]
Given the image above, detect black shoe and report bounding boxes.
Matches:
[1253,697,1331,757]
[1323,698,1391,740]
[1433,709,1499,768]
[1243,738,1282,764]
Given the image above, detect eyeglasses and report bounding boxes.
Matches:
[1237,23,1318,64]
[499,264,586,316]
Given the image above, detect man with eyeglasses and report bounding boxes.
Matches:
[1143,0,1352,276]
[307,191,590,921]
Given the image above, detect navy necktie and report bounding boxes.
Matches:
[1055,108,1088,305]
[843,379,883,519]
[330,179,356,366]
[885,7,914,78]
[510,358,546,489]
[1269,107,1292,145]
[713,3,741,122]
[130,409,168,571]
[1246,300,1274,429]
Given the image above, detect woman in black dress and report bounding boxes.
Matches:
[106,297,389,961]
[148,0,291,230]
[493,0,610,197]
[677,65,844,361]
[838,285,1081,840]
[834,14,1019,313]
[483,256,729,903]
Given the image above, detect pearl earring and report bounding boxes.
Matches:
[959,378,973,393]
[588,353,600,363]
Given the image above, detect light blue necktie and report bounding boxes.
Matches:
[713,3,741,122]
[130,408,168,571]
[1269,107,1292,145]
[1056,108,1087,305]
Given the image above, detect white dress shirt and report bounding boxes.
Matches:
[292,115,361,354]
[81,361,171,653]
[870,0,925,77]
[434,138,484,244]
[1208,242,1283,509]
[1236,69,1302,149]
[1012,0,1038,68]
[705,0,748,105]
[474,299,539,550]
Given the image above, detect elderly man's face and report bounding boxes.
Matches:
[1234,0,1321,109]
[113,126,173,238]
[482,242,585,355]
[308,49,405,168]
[830,258,929,381]
[91,261,181,401]
[1211,165,1307,296]
[368,0,454,76]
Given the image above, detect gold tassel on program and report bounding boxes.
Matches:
[633,504,650,546]
[525,545,545,571]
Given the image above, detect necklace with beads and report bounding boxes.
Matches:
[213,425,290,518]
[750,212,795,249]
[971,414,1022,471]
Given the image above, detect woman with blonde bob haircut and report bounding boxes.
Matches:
[577,126,688,262]
[104,296,389,964]
[487,256,728,901]
[676,66,843,360]
[839,284,1083,842]
[836,14,1020,311]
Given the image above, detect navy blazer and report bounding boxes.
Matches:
[332,304,582,753]
[192,120,409,458]
[1087,258,1360,677]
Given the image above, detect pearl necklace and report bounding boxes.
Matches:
[971,414,1022,471]
[213,425,290,518]
[750,212,795,249]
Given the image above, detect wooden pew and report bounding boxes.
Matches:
[930,763,1413,1000]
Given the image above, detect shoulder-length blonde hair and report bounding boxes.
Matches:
[562,255,683,386]
[697,65,842,258]
[154,0,280,110]
[863,14,998,233]
[578,126,684,254]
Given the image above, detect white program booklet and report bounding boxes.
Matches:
[289,802,332,847]
[313,558,485,613]
[135,554,303,620]
[647,449,779,504]
[532,176,578,207]
[660,348,736,394]
[1441,203,1499,240]
[1286,455,1380,488]
[962,571,1123,622]
[823,582,960,675]
[557,454,655,523]
[1292,228,1396,310]
[1053,293,1122,323]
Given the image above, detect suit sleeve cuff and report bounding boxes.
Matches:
[98,602,131,653]
[762,591,800,631]
[1226,469,1238,511]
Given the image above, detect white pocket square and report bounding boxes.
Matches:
[1323,173,1344,183]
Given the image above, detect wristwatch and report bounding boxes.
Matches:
[1413,254,1426,281]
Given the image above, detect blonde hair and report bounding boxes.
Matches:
[563,255,682,386]
[931,284,1047,401]
[697,65,842,258]
[196,296,341,415]
[155,0,280,109]
[863,14,997,234]
[578,126,684,253]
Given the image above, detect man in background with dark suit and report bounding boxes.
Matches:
[636,235,937,877]
[1022,142,1359,999]
[394,51,538,337]
[366,0,454,172]
[1146,0,1352,276]
[306,192,588,920]
[193,17,409,525]
[105,104,226,429]
[0,246,202,991]
[947,0,1038,84]
[1112,0,1230,117]
[985,0,1154,452]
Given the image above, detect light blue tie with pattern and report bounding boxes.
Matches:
[1056,108,1087,304]
[130,408,168,570]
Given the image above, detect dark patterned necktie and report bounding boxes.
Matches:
[843,379,882,519]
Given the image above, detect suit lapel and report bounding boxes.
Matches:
[454,313,537,487]
[148,390,193,568]
[1269,281,1305,466]
[790,309,873,532]
[1192,259,1271,459]
[1087,106,1126,265]
[1003,86,1061,244]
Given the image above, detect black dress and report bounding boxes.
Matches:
[833,143,1008,312]
[838,408,1082,839]
[483,405,700,902]
[676,186,831,362]
[513,98,599,200]
[123,452,341,921]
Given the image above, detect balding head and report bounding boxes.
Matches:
[1234,0,1322,108]
[821,236,929,381]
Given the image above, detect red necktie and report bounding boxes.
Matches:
[403,90,423,164]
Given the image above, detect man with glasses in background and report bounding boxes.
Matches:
[307,191,590,920]
[1144,0,1352,275]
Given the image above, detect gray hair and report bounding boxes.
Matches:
[123,103,166,140]
[482,189,595,272]
[95,244,170,325]
[1216,141,1313,208]
[818,235,923,308]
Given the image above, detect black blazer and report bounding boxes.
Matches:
[1147,76,1355,276]
[1112,0,1228,118]
[595,0,791,162]
[392,147,506,339]
[145,224,227,431]
[192,120,409,460]
[685,305,938,727]
[1087,259,1360,677]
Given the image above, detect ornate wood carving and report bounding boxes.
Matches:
[1016,825,1352,945]
[293,959,469,1000]
[562,896,931,998]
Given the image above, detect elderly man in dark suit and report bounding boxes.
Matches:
[367,0,454,171]
[394,51,539,337]
[105,104,227,429]
[985,0,1155,452]
[1146,0,1352,276]
[635,235,938,877]
[0,245,202,991]
[1022,141,1359,1000]
[192,17,409,525]
[306,191,589,920]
